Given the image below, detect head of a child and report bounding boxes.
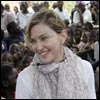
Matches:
[9,43,22,61]
[1,64,18,99]
[74,29,82,44]
[1,52,14,65]
[19,54,33,72]
[84,22,93,32]
[82,32,90,43]
[7,21,21,36]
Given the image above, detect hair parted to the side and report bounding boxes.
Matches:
[25,10,66,45]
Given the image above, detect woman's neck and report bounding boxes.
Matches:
[54,47,64,63]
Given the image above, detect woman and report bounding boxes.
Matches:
[16,10,96,99]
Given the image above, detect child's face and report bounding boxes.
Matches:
[75,31,81,40]
[1,54,13,65]
[23,56,33,68]
[71,25,77,32]
[10,46,22,60]
[82,34,89,43]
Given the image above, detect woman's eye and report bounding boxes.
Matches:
[41,37,49,41]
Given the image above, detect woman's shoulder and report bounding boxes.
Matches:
[79,59,94,82]
[77,57,93,75]
[18,63,37,80]
[81,59,93,72]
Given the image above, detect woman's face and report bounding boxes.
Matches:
[30,23,67,64]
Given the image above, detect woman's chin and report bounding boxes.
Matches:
[41,59,52,64]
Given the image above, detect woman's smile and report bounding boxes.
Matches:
[38,50,50,58]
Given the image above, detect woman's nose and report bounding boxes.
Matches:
[36,41,44,52]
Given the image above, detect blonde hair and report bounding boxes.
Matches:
[25,10,66,45]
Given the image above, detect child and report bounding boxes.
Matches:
[4,21,24,50]
[1,64,18,99]
[9,43,23,70]
[1,52,14,66]
[18,54,33,72]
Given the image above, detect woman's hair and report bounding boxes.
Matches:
[25,10,66,45]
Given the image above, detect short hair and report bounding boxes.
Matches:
[85,22,93,30]
[7,21,17,34]
[20,2,28,9]
[25,10,66,44]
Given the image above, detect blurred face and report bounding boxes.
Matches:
[10,46,21,60]
[30,23,67,64]
[14,7,18,13]
[75,30,81,41]
[20,3,27,13]
[71,24,77,32]
[32,4,39,13]
[57,1,63,8]
[44,2,49,9]
[82,34,89,43]
[79,4,85,13]
[22,56,33,69]
[52,2,58,9]
[5,5,10,12]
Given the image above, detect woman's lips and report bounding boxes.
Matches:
[39,50,49,58]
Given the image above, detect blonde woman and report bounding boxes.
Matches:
[16,10,96,99]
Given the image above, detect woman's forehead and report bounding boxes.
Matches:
[30,23,57,37]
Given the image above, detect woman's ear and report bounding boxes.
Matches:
[60,29,67,44]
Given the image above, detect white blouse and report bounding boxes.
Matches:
[16,59,96,99]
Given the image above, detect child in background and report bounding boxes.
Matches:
[1,64,18,99]
[9,43,23,70]
[1,52,14,66]
[18,54,33,72]
[4,21,24,50]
